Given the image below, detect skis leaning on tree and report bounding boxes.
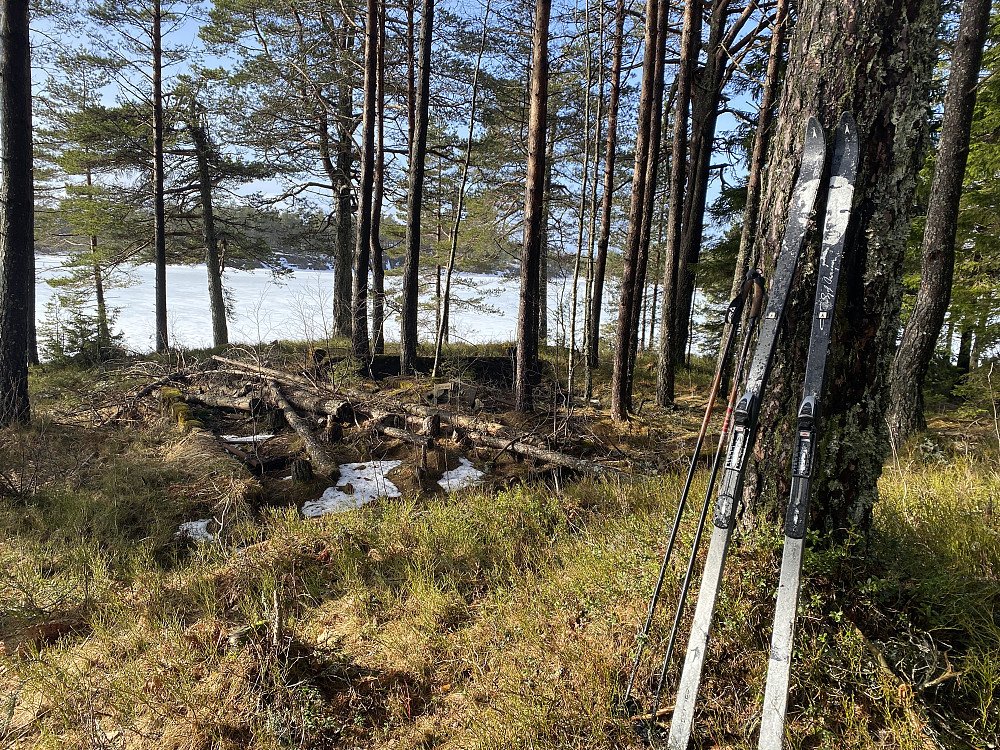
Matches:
[664,115,829,749]
[758,112,859,749]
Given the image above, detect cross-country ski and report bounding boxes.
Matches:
[758,112,860,750]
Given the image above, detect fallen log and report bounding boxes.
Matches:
[373,424,434,448]
[267,380,339,478]
[212,355,323,391]
[209,358,353,419]
[466,431,608,476]
[399,403,508,435]
[185,390,261,412]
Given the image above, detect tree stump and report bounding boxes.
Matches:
[263,408,286,433]
[321,416,343,443]
[291,459,314,483]
[422,413,441,438]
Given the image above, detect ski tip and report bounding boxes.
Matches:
[833,111,861,178]
[837,111,857,136]
[805,116,824,143]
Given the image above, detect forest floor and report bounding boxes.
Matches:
[0,343,997,749]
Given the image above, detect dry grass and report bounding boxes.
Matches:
[0,358,997,749]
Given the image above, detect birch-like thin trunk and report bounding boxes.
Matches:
[586,0,625,372]
[655,0,701,407]
[433,0,490,377]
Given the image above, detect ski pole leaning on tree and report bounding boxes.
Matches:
[664,115,829,749]
[758,112,859,750]
[641,270,765,737]
[623,268,764,716]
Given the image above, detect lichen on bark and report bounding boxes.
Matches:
[742,0,942,537]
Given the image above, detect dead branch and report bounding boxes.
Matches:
[466,431,608,476]
[267,380,339,478]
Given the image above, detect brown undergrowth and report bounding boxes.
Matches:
[0,353,996,749]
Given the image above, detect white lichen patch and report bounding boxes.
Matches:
[176,519,215,542]
[221,434,275,443]
[302,460,403,518]
[438,457,485,493]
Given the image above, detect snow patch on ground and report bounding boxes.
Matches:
[177,519,215,542]
[438,457,485,493]
[302,460,403,518]
[221,434,275,443]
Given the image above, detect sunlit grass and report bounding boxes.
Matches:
[1,361,997,748]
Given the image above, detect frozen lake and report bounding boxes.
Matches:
[35,256,628,353]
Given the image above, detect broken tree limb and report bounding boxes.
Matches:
[267,380,339,478]
[373,424,434,448]
[185,390,262,412]
[399,403,507,435]
[209,358,353,420]
[466,431,608,476]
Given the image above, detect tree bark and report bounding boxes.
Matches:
[401,0,434,374]
[587,0,626,372]
[732,0,791,292]
[673,0,732,361]
[609,0,665,421]
[333,21,356,339]
[189,116,229,350]
[515,0,552,413]
[655,0,702,408]
[887,0,991,443]
[748,0,942,534]
[371,0,386,355]
[352,0,379,363]
[152,0,168,353]
[0,0,32,425]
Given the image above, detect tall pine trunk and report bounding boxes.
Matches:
[333,21,355,339]
[152,0,168,353]
[401,0,434,374]
[887,0,991,444]
[371,1,386,355]
[673,0,732,361]
[609,0,665,421]
[351,0,379,363]
[0,0,32,425]
[587,0,625,372]
[655,0,701,407]
[515,0,551,413]
[746,0,941,533]
[190,116,228,350]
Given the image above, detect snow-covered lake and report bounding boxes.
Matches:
[35,255,627,353]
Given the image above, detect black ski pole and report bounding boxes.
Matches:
[645,272,764,732]
[623,269,761,712]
